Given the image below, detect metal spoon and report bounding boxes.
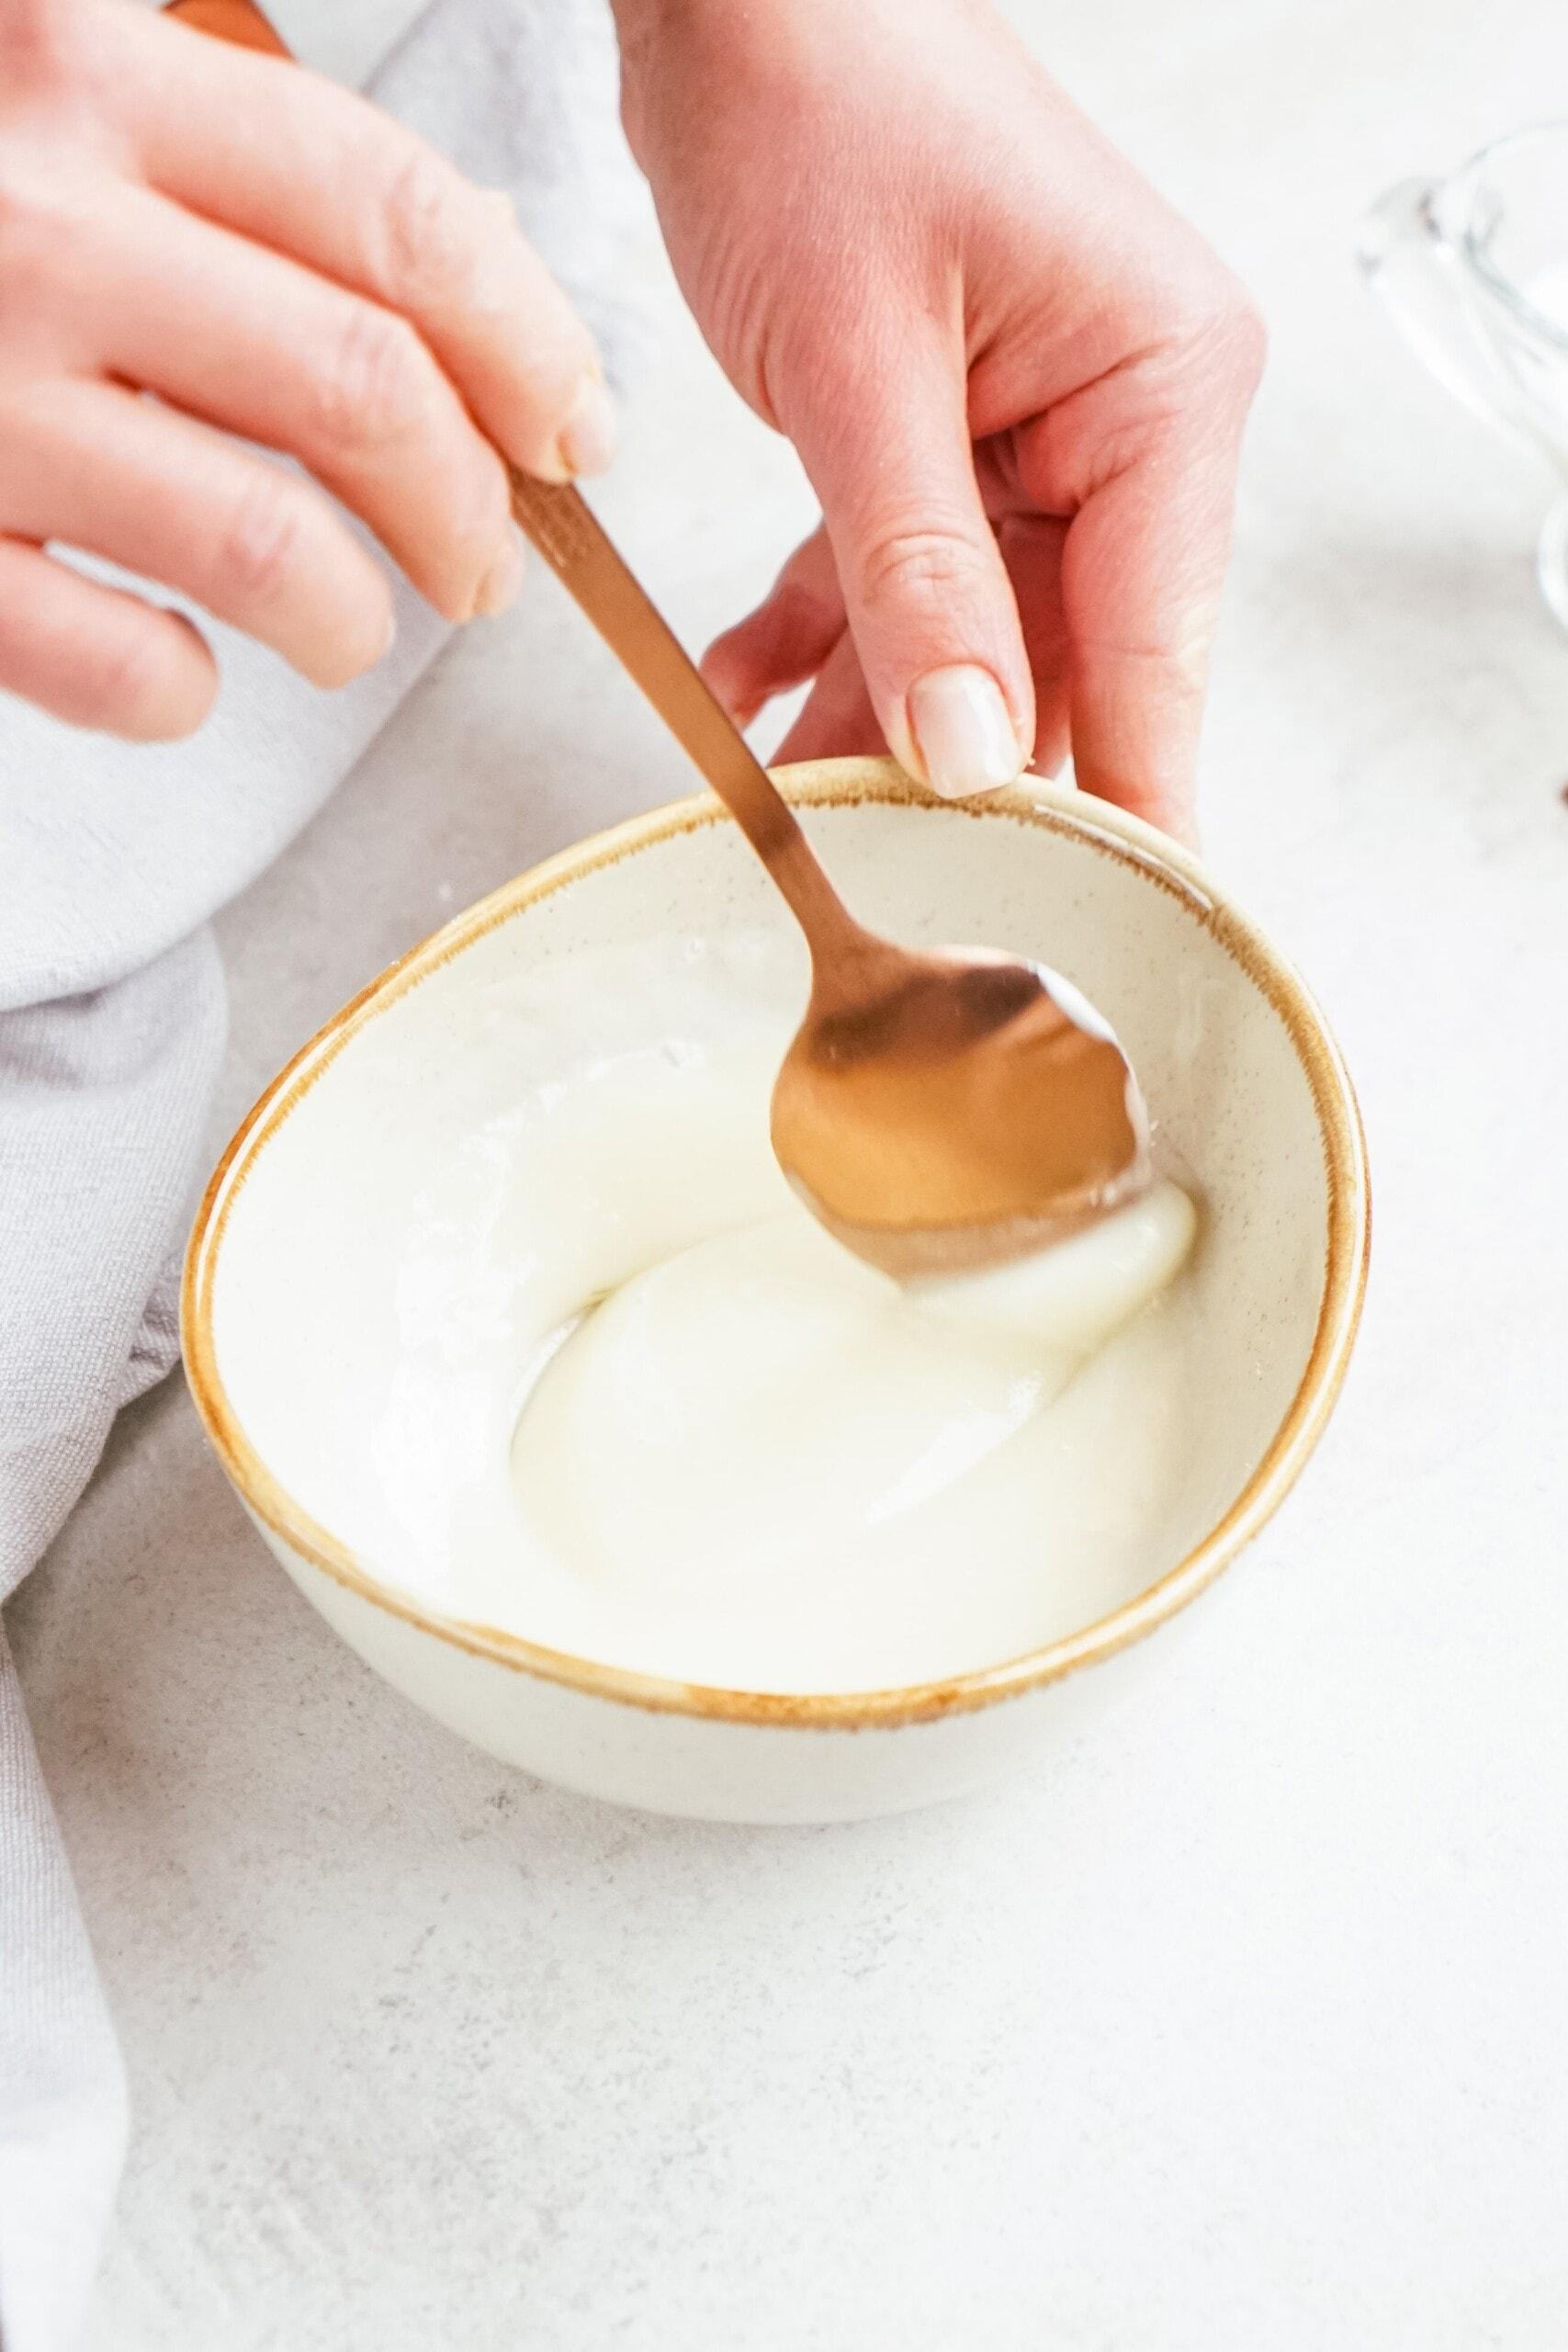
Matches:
[177,0,1152,1280]
[509,477,1150,1276]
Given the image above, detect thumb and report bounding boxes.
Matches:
[779,334,1033,799]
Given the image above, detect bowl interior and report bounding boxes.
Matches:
[193,764,1364,1709]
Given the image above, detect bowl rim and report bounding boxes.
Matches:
[182,757,1370,1731]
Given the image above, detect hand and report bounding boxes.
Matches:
[0,0,616,740]
[615,0,1263,838]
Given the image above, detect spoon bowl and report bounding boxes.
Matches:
[773,936,1151,1277]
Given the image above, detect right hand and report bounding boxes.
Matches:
[618,0,1262,840]
[0,0,616,740]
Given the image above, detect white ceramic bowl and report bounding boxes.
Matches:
[184,759,1368,1822]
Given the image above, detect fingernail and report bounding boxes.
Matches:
[474,529,524,618]
[906,664,1024,799]
[555,376,618,479]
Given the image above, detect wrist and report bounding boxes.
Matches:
[610,0,805,166]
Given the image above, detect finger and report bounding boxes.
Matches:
[702,526,845,727]
[85,180,514,623]
[0,536,216,740]
[1026,310,1262,842]
[130,6,615,482]
[773,627,886,764]
[997,514,1072,780]
[1055,438,1229,842]
[0,379,392,687]
[778,328,1032,799]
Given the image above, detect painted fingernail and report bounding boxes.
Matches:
[906,664,1024,799]
[555,376,618,478]
[474,529,524,618]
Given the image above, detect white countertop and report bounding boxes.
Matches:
[14,1,1568,2342]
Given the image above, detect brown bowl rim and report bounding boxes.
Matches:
[181,759,1370,1731]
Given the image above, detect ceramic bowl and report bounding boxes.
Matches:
[183,757,1368,1823]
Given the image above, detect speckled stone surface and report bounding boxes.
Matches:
[11,0,1568,2342]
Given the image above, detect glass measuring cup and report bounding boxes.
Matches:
[1359,124,1568,628]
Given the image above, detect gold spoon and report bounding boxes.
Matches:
[176,0,1152,1280]
[509,477,1150,1275]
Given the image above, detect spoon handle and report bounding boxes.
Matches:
[507,473,858,950]
[164,0,288,50]
[165,0,863,959]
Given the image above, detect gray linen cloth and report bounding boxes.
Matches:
[0,5,645,2341]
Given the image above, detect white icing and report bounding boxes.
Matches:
[359,936,1199,1692]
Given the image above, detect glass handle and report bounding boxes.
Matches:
[1358,176,1537,453]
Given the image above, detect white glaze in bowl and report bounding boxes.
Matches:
[183,759,1368,1822]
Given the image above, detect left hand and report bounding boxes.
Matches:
[613,0,1264,840]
